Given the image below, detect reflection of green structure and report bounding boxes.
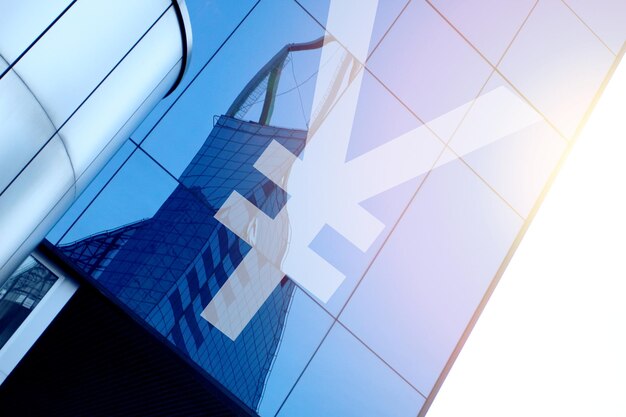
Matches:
[227,35,357,134]
[228,36,326,125]
[0,258,57,349]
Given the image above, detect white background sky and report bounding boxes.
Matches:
[427,56,626,416]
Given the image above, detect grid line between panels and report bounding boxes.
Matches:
[273,1,540,413]
[46,0,617,415]
[20,45,184,263]
[269,0,623,414]
[424,0,614,141]
[560,0,616,55]
[365,0,412,62]
[417,43,626,417]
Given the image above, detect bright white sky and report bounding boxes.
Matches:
[427,56,626,416]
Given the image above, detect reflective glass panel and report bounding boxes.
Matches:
[0,257,57,350]
[40,1,621,415]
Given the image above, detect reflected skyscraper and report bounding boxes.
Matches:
[59,114,307,409]
[54,34,334,408]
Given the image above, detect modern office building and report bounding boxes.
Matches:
[0,1,624,416]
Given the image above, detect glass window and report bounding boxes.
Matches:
[497,0,614,138]
[367,0,493,142]
[340,155,523,395]
[0,257,57,349]
[277,324,424,417]
[427,0,536,64]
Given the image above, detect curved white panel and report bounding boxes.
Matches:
[0,0,71,63]
[11,0,171,128]
[0,1,192,278]
[60,8,183,179]
[0,56,72,193]
[0,137,75,276]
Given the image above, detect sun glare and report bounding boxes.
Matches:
[427,49,626,417]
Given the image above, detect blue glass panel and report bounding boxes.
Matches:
[277,324,424,417]
[257,288,333,417]
[297,0,410,59]
[340,156,523,394]
[47,141,136,244]
[367,0,493,142]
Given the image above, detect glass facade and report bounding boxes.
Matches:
[2,1,624,416]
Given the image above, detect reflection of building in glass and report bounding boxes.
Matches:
[59,115,306,409]
[0,258,57,349]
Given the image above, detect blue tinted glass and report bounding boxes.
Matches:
[340,156,523,394]
[47,141,136,244]
[277,324,424,417]
[41,0,613,416]
[140,0,332,178]
[51,1,344,403]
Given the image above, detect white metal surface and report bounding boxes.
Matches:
[0,0,192,279]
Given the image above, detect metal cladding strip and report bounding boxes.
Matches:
[166,0,193,96]
[0,0,191,202]
[0,0,80,82]
[0,4,172,200]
